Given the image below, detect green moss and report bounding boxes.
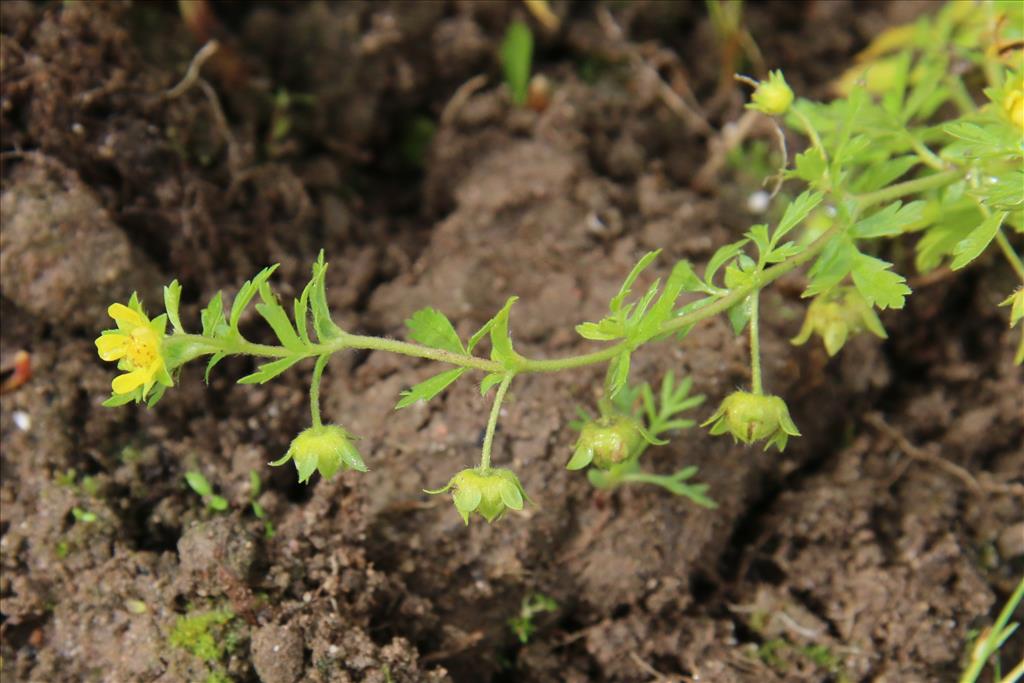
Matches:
[169,609,235,663]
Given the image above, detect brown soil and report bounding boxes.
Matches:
[1,2,1021,682]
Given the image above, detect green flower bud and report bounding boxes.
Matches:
[791,287,887,356]
[702,391,800,451]
[425,467,527,525]
[747,70,794,116]
[567,414,654,471]
[270,424,367,484]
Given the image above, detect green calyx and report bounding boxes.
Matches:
[425,467,527,525]
[747,69,794,116]
[271,424,367,484]
[702,391,800,452]
[567,414,654,471]
[791,286,887,356]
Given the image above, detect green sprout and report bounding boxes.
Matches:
[96,0,1023,525]
[509,593,558,644]
[185,471,229,512]
[960,576,1024,683]
[248,471,275,539]
[501,20,533,106]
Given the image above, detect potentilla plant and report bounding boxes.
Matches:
[97,1,1023,524]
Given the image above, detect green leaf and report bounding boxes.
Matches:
[747,224,771,261]
[256,282,304,352]
[501,21,533,106]
[850,201,927,239]
[164,280,184,335]
[789,147,827,185]
[405,308,465,355]
[249,471,262,497]
[704,240,748,288]
[851,155,918,193]
[204,352,225,383]
[467,318,495,353]
[576,320,623,341]
[208,496,229,512]
[230,264,279,330]
[237,355,304,384]
[804,235,857,298]
[610,250,660,313]
[636,260,699,342]
[774,190,824,245]
[490,297,519,368]
[309,251,345,342]
[480,372,505,396]
[727,296,752,334]
[200,291,225,338]
[102,392,137,408]
[607,352,631,399]
[395,368,467,409]
[185,471,213,497]
[294,282,311,346]
[950,211,1006,271]
[850,253,911,310]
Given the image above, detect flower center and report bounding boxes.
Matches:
[126,326,159,368]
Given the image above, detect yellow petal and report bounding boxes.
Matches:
[96,334,130,361]
[112,368,148,394]
[108,303,146,328]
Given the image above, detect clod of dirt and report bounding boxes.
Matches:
[0,158,162,328]
[176,516,259,595]
[252,622,305,683]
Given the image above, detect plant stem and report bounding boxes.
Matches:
[749,292,763,394]
[855,168,961,210]
[994,229,1024,281]
[480,374,512,471]
[171,225,842,377]
[309,354,329,427]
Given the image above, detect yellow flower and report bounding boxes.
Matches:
[95,301,172,399]
[1002,77,1023,131]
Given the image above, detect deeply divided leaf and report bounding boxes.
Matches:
[850,253,911,310]
[201,292,225,338]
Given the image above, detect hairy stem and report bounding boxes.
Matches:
[749,292,763,394]
[994,229,1024,282]
[480,374,513,471]
[855,168,961,210]
[309,354,329,428]
[171,224,842,377]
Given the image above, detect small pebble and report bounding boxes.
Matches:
[12,411,31,431]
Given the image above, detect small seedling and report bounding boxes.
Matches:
[71,507,97,524]
[185,471,229,512]
[248,471,274,538]
[508,593,558,644]
[501,20,533,106]
[960,576,1024,683]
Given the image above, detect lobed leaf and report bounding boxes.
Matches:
[950,211,1006,271]
[230,264,279,331]
[704,240,749,289]
[610,250,660,313]
[774,190,824,245]
[405,308,465,355]
[850,253,911,309]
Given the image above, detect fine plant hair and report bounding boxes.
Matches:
[96,2,1023,525]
